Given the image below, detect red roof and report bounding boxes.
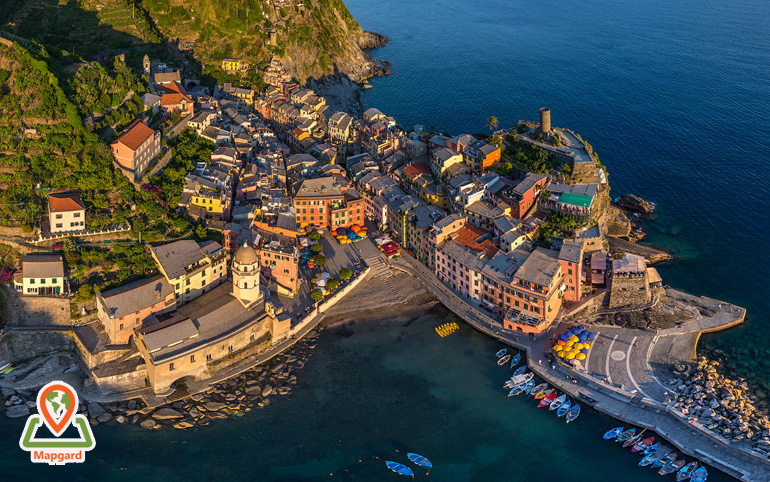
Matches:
[453,225,498,258]
[49,192,85,212]
[160,92,192,106]
[403,162,431,180]
[114,119,155,151]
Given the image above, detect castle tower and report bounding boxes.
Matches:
[142,54,151,77]
[539,107,551,134]
[232,245,262,307]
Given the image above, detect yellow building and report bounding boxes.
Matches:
[191,191,224,215]
[150,240,228,305]
[222,59,248,72]
[420,183,449,210]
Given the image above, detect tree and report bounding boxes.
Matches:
[314,255,327,266]
[307,231,321,241]
[310,288,323,301]
[338,267,352,280]
[310,243,323,253]
[194,224,208,240]
[326,278,339,291]
[487,116,499,135]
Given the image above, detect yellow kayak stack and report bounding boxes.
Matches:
[435,322,459,337]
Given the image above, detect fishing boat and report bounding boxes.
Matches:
[557,400,572,417]
[616,428,636,443]
[406,453,432,471]
[676,461,699,481]
[639,453,659,467]
[534,388,554,400]
[385,460,414,477]
[539,392,557,408]
[508,385,526,396]
[496,349,508,358]
[603,427,623,440]
[522,380,536,394]
[497,354,511,366]
[631,436,654,453]
[0,363,11,373]
[659,459,685,476]
[386,461,414,477]
[549,394,567,411]
[510,353,521,367]
[565,404,580,423]
[642,443,658,456]
[1,367,14,376]
[531,383,548,397]
[623,433,642,448]
[513,365,527,376]
[690,466,708,482]
[654,451,676,468]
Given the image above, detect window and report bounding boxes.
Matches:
[119,323,124,330]
[40,279,46,284]
[30,279,35,284]
[55,214,62,219]
[206,354,212,361]
[568,269,573,275]
[52,278,57,283]
[55,223,62,228]
[228,345,234,352]
[186,279,190,285]
[169,363,175,371]
[190,355,196,363]
[74,212,81,218]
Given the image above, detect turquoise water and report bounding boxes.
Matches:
[0,307,734,481]
[351,0,770,392]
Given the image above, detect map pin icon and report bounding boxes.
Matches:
[36,381,79,437]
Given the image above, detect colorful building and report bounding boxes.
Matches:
[293,177,364,229]
[48,191,86,234]
[150,240,228,305]
[13,254,66,296]
[110,118,161,182]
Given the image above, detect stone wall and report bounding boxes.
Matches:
[0,331,75,363]
[608,273,650,309]
[91,365,147,394]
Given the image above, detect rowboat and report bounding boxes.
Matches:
[497,354,511,366]
[406,453,432,471]
[639,453,659,467]
[690,466,708,482]
[513,365,527,376]
[616,428,636,443]
[659,459,685,476]
[654,451,676,468]
[508,385,526,396]
[522,380,536,394]
[603,427,623,440]
[623,433,642,448]
[642,443,658,456]
[549,394,567,411]
[676,461,698,481]
[565,404,580,423]
[1,367,14,376]
[631,436,654,453]
[0,363,11,373]
[531,383,548,397]
[534,388,554,400]
[386,461,414,477]
[539,392,557,408]
[510,353,521,367]
[557,400,571,417]
[496,349,508,358]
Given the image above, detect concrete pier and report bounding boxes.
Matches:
[392,252,769,481]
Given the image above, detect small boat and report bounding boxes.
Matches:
[654,451,676,468]
[642,443,658,456]
[566,404,580,423]
[531,383,548,397]
[557,400,572,417]
[690,466,708,482]
[496,349,507,358]
[1,367,14,376]
[639,453,659,467]
[509,372,534,385]
[406,453,432,471]
[497,354,511,366]
[659,459,685,476]
[513,365,527,376]
[508,385,526,396]
[549,394,567,411]
[0,363,11,373]
[623,433,642,448]
[534,388,554,400]
[616,428,636,443]
[603,427,623,440]
[676,461,698,481]
[510,353,521,367]
[632,436,654,453]
[539,392,557,408]
[386,461,414,477]
[522,380,536,394]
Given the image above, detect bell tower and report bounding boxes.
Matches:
[232,245,262,308]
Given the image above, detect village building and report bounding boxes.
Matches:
[13,254,67,296]
[150,240,228,305]
[110,118,161,183]
[48,191,86,234]
[253,229,299,296]
[293,177,364,229]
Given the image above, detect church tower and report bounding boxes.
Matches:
[142,54,151,77]
[232,245,262,307]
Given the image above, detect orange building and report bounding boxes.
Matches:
[293,177,364,229]
[110,118,161,181]
[254,229,299,295]
[558,240,584,303]
[156,81,194,116]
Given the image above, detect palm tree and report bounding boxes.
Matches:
[487,116,499,135]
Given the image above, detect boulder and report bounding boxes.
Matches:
[88,403,106,419]
[616,194,654,214]
[245,385,262,395]
[96,413,113,423]
[152,408,184,420]
[1,388,16,398]
[5,404,30,418]
[262,385,273,397]
[173,421,194,430]
[204,401,227,411]
[140,419,159,430]
[127,400,137,411]
[115,415,127,424]
[188,407,200,418]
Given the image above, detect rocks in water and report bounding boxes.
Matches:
[204,401,227,412]
[88,403,106,419]
[96,413,113,423]
[357,31,389,50]
[5,404,30,418]
[261,385,273,397]
[127,400,137,411]
[173,421,194,430]
[139,419,159,430]
[1,388,16,398]
[152,408,184,420]
[615,194,655,214]
[115,415,127,424]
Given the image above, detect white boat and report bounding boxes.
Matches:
[497,354,511,366]
[549,394,567,411]
[508,372,534,387]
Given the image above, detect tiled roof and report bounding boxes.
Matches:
[98,275,174,319]
[48,192,85,212]
[114,119,155,151]
[21,254,64,279]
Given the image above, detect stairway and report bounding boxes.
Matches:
[364,255,391,279]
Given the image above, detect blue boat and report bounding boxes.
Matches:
[522,380,536,394]
[642,443,658,455]
[513,365,527,376]
[496,349,507,358]
[510,353,521,368]
[407,452,432,470]
[386,461,414,477]
[639,453,659,467]
[557,400,572,417]
[654,451,677,468]
[603,427,623,440]
[565,404,580,423]
[690,466,708,482]
[508,384,525,396]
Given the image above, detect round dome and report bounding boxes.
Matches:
[233,245,259,265]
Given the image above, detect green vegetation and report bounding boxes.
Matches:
[310,288,323,301]
[70,57,146,118]
[338,268,352,280]
[504,140,554,174]
[326,278,339,291]
[314,255,327,266]
[67,242,157,298]
[310,243,323,253]
[487,116,498,135]
[307,231,321,241]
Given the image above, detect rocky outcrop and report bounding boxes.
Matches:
[607,236,672,264]
[358,31,389,50]
[615,194,655,214]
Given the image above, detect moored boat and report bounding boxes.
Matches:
[1,366,14,376]
[623,433,642,448]
[539,392,557,407]
[565,404,580,423]
[659,459,685,476]
[386,461,414,477]
[513,365,527,376]
[0,363,11,373]
[508,384,526,396]
[603,427,623,440]
[557,400,572,417]
[531,383,548,397]
[549,394,567,411]
[497,354,511,366]
[631,436,654,453]
[522,380,536,394]
[406,453,432,470]
[676,461,698,481]
[534,388,554,400]
[616,428,636,443]
[510,353,521,367]
[639,453,659,467]
[690,466,708,482]
[496,349,507,358]
[642,443,658,456]
[654,451,676,468]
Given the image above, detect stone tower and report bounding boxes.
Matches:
[232,245,262,307]
[539,107,551,134]
[142,54,151,77]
